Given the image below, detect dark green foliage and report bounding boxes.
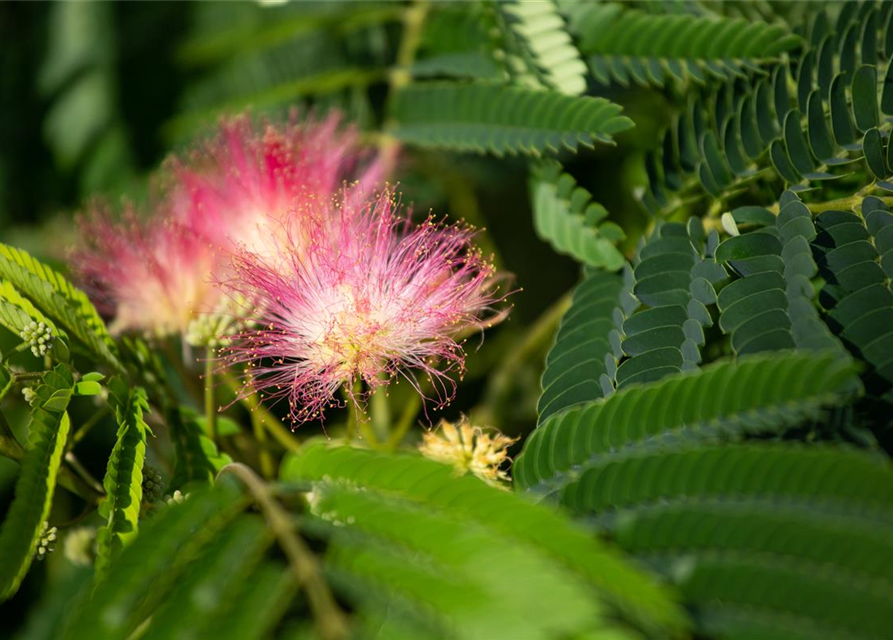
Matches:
[618,219,726,386]
[516,350,861,493]
[529,161,626,270]
[537,268,632,423]
[389,82,634,156]
[0,365,74,601]
[95,380,150,580]
[558,443,893,640]
[716,193,842,355]
[565,2,800,88]
[642,5,893,214]
[815,196,893,402]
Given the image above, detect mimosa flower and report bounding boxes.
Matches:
[73,204,223,338]
[73,111,382,342]
[419,418,518,486]
[221,189,508,425]
[165,112,382,259]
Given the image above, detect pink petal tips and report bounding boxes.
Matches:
[221,189,509,426]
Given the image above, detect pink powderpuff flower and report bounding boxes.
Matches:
[164,111,383,261]
[73,202,223,338]
[73,110,383,341]
[220,189,509,426]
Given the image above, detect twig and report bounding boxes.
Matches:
[218,463,349,640]
[204,357,217,444]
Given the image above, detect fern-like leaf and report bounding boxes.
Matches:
[814,196,893,402]
[558,443,893,639]
[565,2,800,88]
[617,219,726,386]
[716,193,843,355]
[0,280,71,362]
[95,380,151,580]
[139,517,272,640]
[61,482,247,640]
[0,365,74,601]
[389,82,634,157]
[537,267,635,423]
[530,161,626,270]
[494,0,588,95]
[515,350,860,492]
[282,444,687,635]
[0,243,121,371]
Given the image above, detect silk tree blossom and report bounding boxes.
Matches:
[73,111,381,342]
[221,190,509,425]
[74,204,223,338]
[165,112,382,260]
[419,417,518,487]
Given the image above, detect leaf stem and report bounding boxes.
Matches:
[222,372,300,454]
[218,463,349,640]
[204,357,217,444]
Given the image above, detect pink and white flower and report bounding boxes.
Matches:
[221,189,508,425]
[73,203,221,338]
[73,111,380,341]
[164,112,381,259]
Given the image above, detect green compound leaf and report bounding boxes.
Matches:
[389,81,634,157]
[95,380,151,581]
[61,482,247,640]
[716,194,844,355]
[494,0,588,96]
[566,2,800,88]
[558,443,893,640]
[815,196,893,402]
[0,243,121,372]
[283,443,688,638]
[0,364,75,601]
[530,160,625,270]
[515,350,861,493]
[618,220,726,387]
[0,280,71,362]
[537,267,635,424]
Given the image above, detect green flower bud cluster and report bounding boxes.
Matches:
[20,321,54,358]
[21,386,37,406]
[142,464,165,504]
[35,521,57,561]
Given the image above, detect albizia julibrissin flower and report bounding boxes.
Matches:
[165,112,382,259]
[419,418,518,486]
[73,111,380,341]
[221,189,509,425]
[74,204,222,337]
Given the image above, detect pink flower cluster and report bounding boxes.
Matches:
[222,190,505,424]
[73,112,507,424]
[74,113,377,339]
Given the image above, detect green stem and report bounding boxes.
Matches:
[251,410,276,479]
[385,392,422,451]
[369,380,391,443]
[218,463,349,640]
[204,358,217,444]
[223,373,300,454]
